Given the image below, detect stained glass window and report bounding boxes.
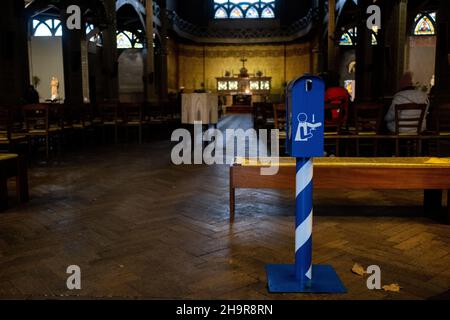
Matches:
[117,32,132,49]
[214,0,276,19]
[339,33,353,46]
[215,7,228,19]
[261,7,275,18]
[32,19,62,37]
[429,12,436,22]
[86,24,103,46]
[339,27,378,46]
[86,24,94,34]
[230,7,244,19]
[117,30,144,49]
[413,12,436,36]
[34,23,52,36]
[54,25,62,36]
[246,7,258,19]
[371,33,378,46]
[86,24,97,43]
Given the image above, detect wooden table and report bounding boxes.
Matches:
[0,153,29,211]
[230,157,450,224]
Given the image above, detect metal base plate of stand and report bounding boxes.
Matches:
[266,264,347,293]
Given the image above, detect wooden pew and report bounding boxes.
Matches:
[230,157,450,224]
[0,153,29,211]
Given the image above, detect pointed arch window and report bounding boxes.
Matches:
[117,30,145,49]
[261,7,275,18]
[230,7,244,19]
[339,32,353,46]
[214,0,276,19]
[86,24,103,45]
[413,12,436,36]
[246,7,259,18]
[32,18,63,37]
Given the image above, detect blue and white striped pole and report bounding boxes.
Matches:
[295,157,313,286]
[266,155,346,293]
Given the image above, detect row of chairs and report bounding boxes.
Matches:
[254,102,276,131]
[0,102,180,160]
[324,102,450,156]
[269,102,450,156]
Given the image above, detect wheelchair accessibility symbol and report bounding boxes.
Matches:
[295,113,323,142]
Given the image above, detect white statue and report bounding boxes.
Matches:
[50,76,59,101]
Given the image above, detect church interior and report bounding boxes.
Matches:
[0,0,450,300]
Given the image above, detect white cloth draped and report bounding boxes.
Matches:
[182,93,219,125]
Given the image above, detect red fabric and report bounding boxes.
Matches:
[325,87,350,122]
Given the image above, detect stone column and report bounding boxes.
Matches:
[145,0,157,103]
[101,0,119,102]
[391,0,408,92]
[434,0,450,103]
[159,0,169,102]
[371,1,389,99]
[316,0,326,73]
[61,7,84,105]
[355,0,374,102]
[0,0,30,105]
[327,0,336,72]
[80,32,90,103]
[61,6,86,104]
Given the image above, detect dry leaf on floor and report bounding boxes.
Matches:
[351,263,366,276]
[382,284,401,292]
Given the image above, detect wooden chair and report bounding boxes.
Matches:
[352,103,384,156]
[90,103,102,124]
[273,104,286,131]
[71,104,95,146]
[324,103,346,156]
[0,153,29,211]
[52,104,74,147]
[161,100,179,123]
[58,104,73,131]
[121,103,143,144]
[99,102,121,143]
[23,104,61,160]
[435,104,450,155]
[254,102,275,130]
[71,104,93,129]
[394,103,427,156]
[145,102,165,125]
[0,106,28,153]
[273,103,286,153]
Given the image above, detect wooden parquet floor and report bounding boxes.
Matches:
[0,115,449,300]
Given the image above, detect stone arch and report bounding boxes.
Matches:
[116,0,146,32]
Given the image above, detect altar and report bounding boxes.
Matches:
[233,94,252,106]
[216,59,272,110]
